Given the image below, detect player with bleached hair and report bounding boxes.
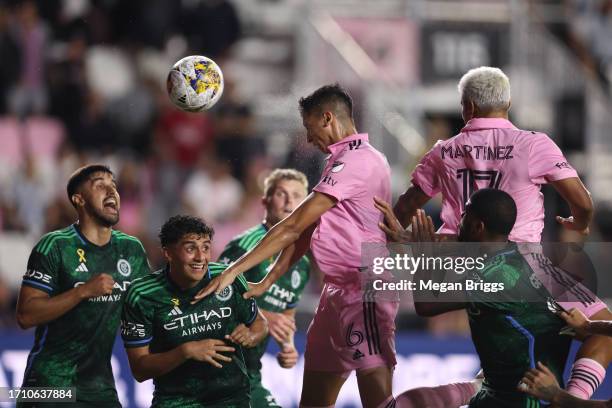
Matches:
[384,66,612,406]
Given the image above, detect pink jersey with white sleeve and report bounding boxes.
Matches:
[311,133,391,284]
[412,118,578,242]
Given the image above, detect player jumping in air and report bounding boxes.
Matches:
[194,84,398,408]
[385,66,612,404]
[218,168,312,408]
[121,215,268,408]
[16,164,150,407]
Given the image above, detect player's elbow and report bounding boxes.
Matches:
[16,310,35,330]
[133,373,149,383]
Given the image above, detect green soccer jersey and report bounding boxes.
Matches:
[466,244,571,408]
[218,224,311,385]
[20,224,150,405]
[121,262,258,408]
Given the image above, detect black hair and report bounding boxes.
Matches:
[66,164,114,207]
[467,189,517,235]
[159,215,215,247]
[298,83,353,120]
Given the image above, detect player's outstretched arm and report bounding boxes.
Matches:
[393,184,432,228]
[194,192,335,301]
[244,224,315,299]
[560,308,612,338]
[226,311,268,348]
[126,340,236,381]
[16,273,115,329]
[520,362,611,407]
[550,177,593,235]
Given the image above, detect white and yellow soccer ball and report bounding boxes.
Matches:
[166,55,224,112]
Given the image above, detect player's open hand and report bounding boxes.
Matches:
[374,196,410,242]
[277,343,298,369]
[518,361,561,402]
[410,209,437,242]
[226,324,258,348]
[78,273,115,299]
[192,269,237,304]
[558,308,590,335]
[243,280,270,300]
[262,310,296,343]
[183,339,235,368]
[556,215,590,236]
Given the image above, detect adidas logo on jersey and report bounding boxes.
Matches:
[352,349,365,360]
[167,306,183,316]
[75,263,88,272]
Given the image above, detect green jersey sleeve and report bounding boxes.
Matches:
[131,239,151,278]
[233,275,258,326]
[121,283,154,348]
[22,235,62,294]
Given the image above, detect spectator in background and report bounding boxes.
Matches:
[179,0,241,59]
[0,3,20,114]
[116,161,148,236]
[215,79,265,181]
[182,155,243,223]
[8,0,49,117]
[7,154,53,236]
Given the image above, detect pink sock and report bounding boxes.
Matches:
[396,382,479,408]
[566,358,606,399]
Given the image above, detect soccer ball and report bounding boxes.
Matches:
[166,55,224,112]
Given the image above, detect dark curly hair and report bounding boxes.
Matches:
[298,83,353,121]
[159,215,215,247]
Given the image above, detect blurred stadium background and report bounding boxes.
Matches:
[1,0,612,406]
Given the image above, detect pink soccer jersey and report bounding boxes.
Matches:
[312,133,391,283]
[412,118,578,242]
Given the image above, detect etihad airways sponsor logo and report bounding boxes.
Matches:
[163,307,232,331]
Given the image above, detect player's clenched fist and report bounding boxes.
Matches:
[226,324,258,348]
[264,311,296,344]
[277,343,298,369]
[78,273,115,298]
[183,339,235,368]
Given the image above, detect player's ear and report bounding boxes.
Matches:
[161,247,172,262]
[322,111,333,127]
[71,193,84,208]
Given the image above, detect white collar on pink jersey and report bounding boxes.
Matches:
[461,118,517,132]
[328,133,369,155]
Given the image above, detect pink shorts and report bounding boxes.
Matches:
[519,245,608,318]
[304,283,399,375]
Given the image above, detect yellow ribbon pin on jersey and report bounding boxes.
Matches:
[171,298,180,306]
[77,248,86,263]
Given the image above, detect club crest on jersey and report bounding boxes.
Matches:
[291,269,301,288]
[216,285,233,302]
[117,259,131,277]
[331,161,345,173]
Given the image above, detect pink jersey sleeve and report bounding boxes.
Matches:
[411,142,441,197]
[528,133,578,184]
[313,158,364,201]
